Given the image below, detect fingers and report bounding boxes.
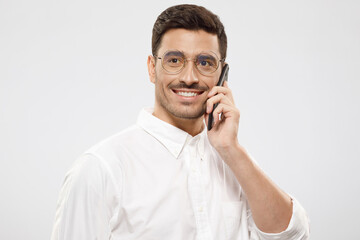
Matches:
[211,103,240,127]
[205,82,239,130]
[206,82,235,113]
[206,93,232,113]
[207,82,234,103]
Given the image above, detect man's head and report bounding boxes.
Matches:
[148,5,227,126]
[152,4,227,60]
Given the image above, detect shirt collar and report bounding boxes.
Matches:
[137,108,206,159]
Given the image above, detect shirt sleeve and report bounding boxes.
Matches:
[248,197,310,240]
[50,153,120,240]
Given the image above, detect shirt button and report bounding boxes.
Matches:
[199,206,203,212]
[192,167,197,173]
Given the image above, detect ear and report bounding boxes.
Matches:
[147,55,156,84]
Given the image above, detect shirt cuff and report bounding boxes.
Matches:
[251,197,310,240]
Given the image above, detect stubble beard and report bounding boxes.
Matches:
[155,78,207,120]
[158,96,206,119]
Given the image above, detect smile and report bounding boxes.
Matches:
[177,91,199,97]
[172,89,204,97]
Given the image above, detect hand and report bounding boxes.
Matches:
[204,81,240,158]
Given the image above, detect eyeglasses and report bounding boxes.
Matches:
[154,50,225,76]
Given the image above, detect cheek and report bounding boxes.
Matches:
[155,71,178,85]
[205,76,219,88]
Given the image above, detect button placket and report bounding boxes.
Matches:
[187,138,212,240]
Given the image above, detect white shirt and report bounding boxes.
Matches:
[51,108,310,240]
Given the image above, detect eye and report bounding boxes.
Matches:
[170,58,179,63]
[165,56,183,66]
[163,51,184,67]
[197,55,216,68]
[200,60,212,66]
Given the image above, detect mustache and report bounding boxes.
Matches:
[168,83,209,91]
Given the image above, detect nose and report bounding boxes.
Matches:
[178,60,199,85]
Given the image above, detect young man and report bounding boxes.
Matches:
[51,4,309,240]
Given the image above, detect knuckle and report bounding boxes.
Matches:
[214,106,222,115]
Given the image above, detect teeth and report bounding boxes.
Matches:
[177,91,199,97]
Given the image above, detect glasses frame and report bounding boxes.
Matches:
[154,50,225,76]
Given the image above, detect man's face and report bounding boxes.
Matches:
[148,29,222,121]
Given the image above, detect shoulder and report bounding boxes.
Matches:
[62,125,142,191]
[80,125,136,161]
[68,124,150,182]
[62,153,115,195]
[86,124,146,154]
[84,123,159,163]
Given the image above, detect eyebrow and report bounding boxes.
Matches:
[165,51,218,59]
[198,54,216,60]
[164,51,185,57]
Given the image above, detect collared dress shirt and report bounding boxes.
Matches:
[51,108,310,240]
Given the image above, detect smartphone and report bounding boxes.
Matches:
[207,64,229,131]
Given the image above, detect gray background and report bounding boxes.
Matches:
[1,0,359,239]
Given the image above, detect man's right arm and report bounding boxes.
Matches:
[51,153,119,240]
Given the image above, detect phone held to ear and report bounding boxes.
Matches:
[207,64,229,131]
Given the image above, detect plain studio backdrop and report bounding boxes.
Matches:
[0,0,359,239]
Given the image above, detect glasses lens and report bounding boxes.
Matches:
[162,51,185,73]
[196,54,219,74]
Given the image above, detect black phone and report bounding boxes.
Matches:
[207,64,229,131]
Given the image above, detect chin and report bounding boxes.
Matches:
[170,105,206,120]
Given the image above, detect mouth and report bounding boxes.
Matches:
[172,89,204,97]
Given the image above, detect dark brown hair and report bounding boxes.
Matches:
[152,4,227,59]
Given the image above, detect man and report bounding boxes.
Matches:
[51,4,309,240]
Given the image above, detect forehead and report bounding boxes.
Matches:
[158,29,220,57]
